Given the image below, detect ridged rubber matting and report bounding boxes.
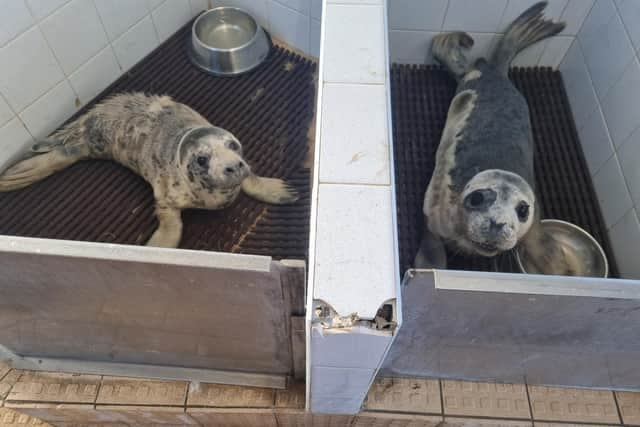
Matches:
[0,20,316,260]
[392,64,618,277]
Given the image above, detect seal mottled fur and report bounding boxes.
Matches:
[0,93,298,248]
[416,2,571,273]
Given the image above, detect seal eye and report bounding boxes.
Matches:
[466,191,485,208]
[516,202,530,222]
[196,156,209,167]
[228,141,240,151]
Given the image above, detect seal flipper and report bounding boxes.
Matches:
[146,206,183,248]
[414,226,447,269]
[432,31,475,80]
[241,175,299,204]
[490,1,565,76]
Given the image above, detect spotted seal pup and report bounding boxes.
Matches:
[416,2,570,273]
[0,93,298,248]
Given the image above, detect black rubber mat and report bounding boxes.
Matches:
[392,64,618,277]
[0,19,316,261]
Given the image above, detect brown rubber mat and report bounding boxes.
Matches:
[0,19,316,260]
[391,64,619,277]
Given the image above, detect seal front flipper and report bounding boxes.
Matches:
[146,206,183,248]
[414,226,447,269]
[241,175,299,204]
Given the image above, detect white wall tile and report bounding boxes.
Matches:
[601,58,640,148]
[443,0,508,33]
[608,208,640,279]
[25,0,70,21]
[190,0,209,16]
[19,80,78,140]
[577,105,614,176]
[0,118,35,173]
[559,40,599,129]
[327,0,381,3]
[146,0,165,11]
[320,84,389,185]
[389,0,447,31]
[323,4,385,83]
[274,0,309,15]
[40,0,109,75]
[69,47,121,104]
[578,0,616,44]
[0,96,14,128]
[538,36,573,67]
[389,30,436,64]
[0,26,65,112]
[499,0,567,33]
[94,0,149,41]
[151,0,192,42]
[0,0,35,47]
[512,39,547,67]
[112,15,159,71]
[592,153,634,229]
[268,0,309,52]
[311,0,322,20]
[560,0,594,35]
[310,18,321,58]
[579,10,634,100]
[211,0,269,31]
[616,0,640,52]
[617,127,640,207]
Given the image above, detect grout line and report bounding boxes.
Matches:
[525,381,535,422]
[439,0,450,32]
[438,378,445,416]
[613,388,625,425]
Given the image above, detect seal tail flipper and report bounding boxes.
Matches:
[490,1,566,75]
[431,31,475,79]
[241,175,299,204]
[0,143,86,192]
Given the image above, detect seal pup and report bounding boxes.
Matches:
[0,93,298,248]
[415,2,568,271]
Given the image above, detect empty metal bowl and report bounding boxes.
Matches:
[189,7,271,76]
[515,219,608,277]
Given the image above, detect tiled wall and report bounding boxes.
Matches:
[560,0,640,279]
[388,0,593,68]
[0,0,321,172]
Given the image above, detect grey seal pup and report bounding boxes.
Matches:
[0,93,298,248]
[416,2,571,273]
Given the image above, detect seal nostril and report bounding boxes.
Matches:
[224,167,235,175]
[238,162,245,169]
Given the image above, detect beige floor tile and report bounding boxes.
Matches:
[0,407,51,426]
[7,372,100,404]
[188,408,277,427]
[355,411,443,426]
[615,391,640,425]
[0,362,10,380]
[97,376,188,406]
[363,377,441,414]
[275,381,306,409]
[275,410,355,427]
[535,423,619,426]
[187,382,275,407]
[96,405,199,425]
[442,381,530,419]
[444,417,532,426]
[3,403,97,424]
[0,370,22,401]
[528,386,620,424]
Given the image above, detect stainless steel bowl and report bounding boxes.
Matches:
[516,219,609,277]
[189,7,271,76]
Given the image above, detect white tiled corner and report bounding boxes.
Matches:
[538,36,573,68]
[327,0,381,4]
[0,26,65,112]
[601,58,640,148]
[443,0,508,33]
[0,118,35,173]
[323,4,385,84]
[112,15,159,71]
[578,0,616,45]
[616,0,640,53]
[69,47,121,104]
[608,208,640,279]
[579,9,634,100]
[311,0,322,20]
[592,153,634,229]
[310,365,374,413]
[0,96,14,128]
[498,0,567,33]
[211,0,269,30]
[25,0,70,21]
[389,30,436,64]
[314,183,395,319]
[94,0,149,41]
[19,80,78,140]
[40,0,109,75]
[189,0,209,17]
[577,105,615,176]
[0,0,35,47]
[268,0,309,53]
[320,84,389,185]
[466,33,498,64]
[560,0,595,35]
[389,0,448,31]
[617,127,640,207]
[146,0,165,11]
[274,0,310,15]
[151,0,192,42]
[559,40,599,129]
[310,18,321,58]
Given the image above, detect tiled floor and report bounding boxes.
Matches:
[2,363,640,426]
